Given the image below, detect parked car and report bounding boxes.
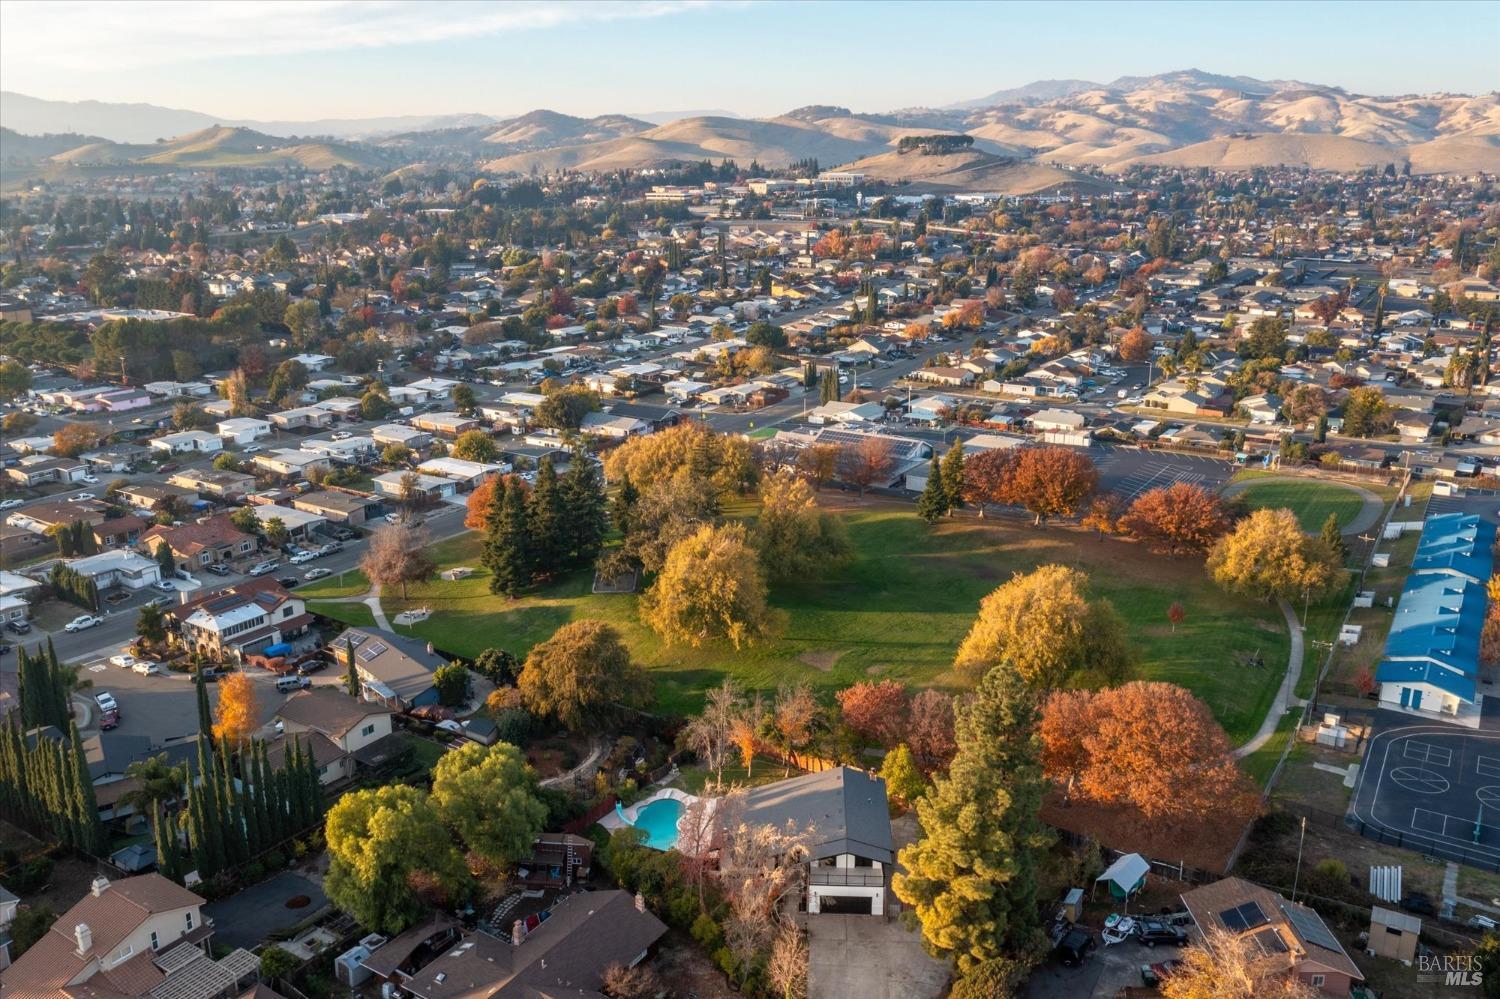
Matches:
[65,614,104,632]
[249,560,280,576]
[0,643,11,656]
[289,551,316,565]
[198,667,226,682]
[157,462,179,473]
[71,492,96,501]
[152,580,176,593]
[6,619,32,634]
[1135,919,1188,948]
[79,474,100,484]
[99,707,120,730]
[297,659,328,675]
[0,498,24,510]
[1141,960,1184,987]
[109,653,139,669]
[317,541,342,555]
[94,691,117,713]
[1053,927,1095,967]
[276,576,300,589]
[243,444,261,453]
[304,567,332,581]
[205,563,231,576]
[132,661,162,676]
[331,527,356,540]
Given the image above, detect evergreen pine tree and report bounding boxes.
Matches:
[916,457,948,524]
[939,441,966,515]
[559,449,607,566]
[153,803,179,882]
[1320,512,1349,563]
[484,479,532,598]
[610,474,638,536]
[68,722,104,854]
[892,666,1051,972]
[195,672,213,740]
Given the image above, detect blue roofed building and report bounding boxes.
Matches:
[1376,513,1495,727]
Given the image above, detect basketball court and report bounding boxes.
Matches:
[1351,724,1500,866]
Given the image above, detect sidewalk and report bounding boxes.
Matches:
[1234,597,1305,759]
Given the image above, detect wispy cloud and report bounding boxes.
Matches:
[0,0,720,75]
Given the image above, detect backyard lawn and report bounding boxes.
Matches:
[1229,474,1370,532]
[321,499,1289,743]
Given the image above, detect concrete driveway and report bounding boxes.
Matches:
[807,914,949,999]
[204,871,327,950]
[1023,936,1183,998]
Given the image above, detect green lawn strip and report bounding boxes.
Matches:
[374,503,1288,742]
[1232,477,1368,533]
[296,569,370,599]
[400,732,449,772]
[307,600,376,629]
[1296,578,1358,700]
[676,756,801,795]
[1240,710,1299,787]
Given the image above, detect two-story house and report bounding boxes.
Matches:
[0,874,262,999]
[272,688,397,785]
[169,580,311,659]
[741,766,894,916]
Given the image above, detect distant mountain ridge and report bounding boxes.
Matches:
[4,70,1497,182]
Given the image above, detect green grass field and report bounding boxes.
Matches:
[321,501,1289,743]
[297,569,370,599]
[1231,476,1368,533]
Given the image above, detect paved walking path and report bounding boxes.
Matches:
[1443,862,1460,917]
[1234,598,1306,759]
[541,737,607,789]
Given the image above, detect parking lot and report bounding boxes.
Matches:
[1092,446,1236,502]
[1351,721,1500,868]
[1426,487,1500,526]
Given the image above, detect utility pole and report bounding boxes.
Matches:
[1291,815,1307,902]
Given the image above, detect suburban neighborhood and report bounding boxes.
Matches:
[1,8,1499,999]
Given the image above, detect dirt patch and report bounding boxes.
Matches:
[527,748,567,778]
[285,894,311,909]
[867,664,893,676]
[652,929,738,999]
[799,650,844,671]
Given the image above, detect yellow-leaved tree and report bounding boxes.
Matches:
[953,564,1133,687]
[1207,507,1342,602]
[211,672,258,747]
[640,522,769,650]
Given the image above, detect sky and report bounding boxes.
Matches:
[2,0,1497,121]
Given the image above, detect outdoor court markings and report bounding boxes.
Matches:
[1388,767,1450,794]
[1476,756,1500,778]
[1403,740,1454,767]
[1412,808,1500,844]
[1478,787,1500,810]
[1112,465,1207,502]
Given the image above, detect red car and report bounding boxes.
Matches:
[99,708,121,731]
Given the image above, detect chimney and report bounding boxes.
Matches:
[635,892,646,913]
[511,919,525,946]
[90,875,110,897]
[74,922,93,956]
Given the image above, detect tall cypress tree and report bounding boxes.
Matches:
[484,479,532,598]
[344,640,360,698]
[939,441,966,516]
[559,448,607,566]
[153,803,180,882]
[525,457,566,576]
[195,672,213,740]
[68,722,104,854]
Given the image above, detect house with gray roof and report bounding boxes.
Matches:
[328,627,444,710]
[741,766,894,915]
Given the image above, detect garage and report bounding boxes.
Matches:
[817,895,874,915]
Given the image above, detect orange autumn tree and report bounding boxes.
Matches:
[1117,326,1153,363]
[1040,682,1258,833]
[728,694,765,777]
[464,475,500,531]
[1007,446,1098,525]
[836,680,909,748]
[212,672,259,747]
[1121,481,1234,555]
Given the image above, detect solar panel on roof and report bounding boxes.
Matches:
[1283,904,1342,952]
[1250,926,1288,955]
[358,641,388,661]
[1219,901,1268,933]
[1219,906,1248,932]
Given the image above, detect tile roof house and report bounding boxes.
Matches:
[328,627,445,710]
[0,874,260,999]
[741,767,894,916]
[1376,513,1496,727]
[140,517,257,572]
[359,890,665,999]
[1180,876,1363,996]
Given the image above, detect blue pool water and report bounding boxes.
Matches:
[632,798,684,850]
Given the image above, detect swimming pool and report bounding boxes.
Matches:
[632,797,684,850]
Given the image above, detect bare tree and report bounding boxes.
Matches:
[1162,926,1319,998]
[360,522,437,600]
[684,678,742,786]
[718,817,814,975]
[772,682,817,775]
[838,437,893,496]
[766,922,809,999]
[601,962,663,999]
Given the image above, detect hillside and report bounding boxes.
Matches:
[482,110,651,148]
[1120,133,1408,172]
[834,147,1115,194]
[0,128,112,161]
[21,125,386,171]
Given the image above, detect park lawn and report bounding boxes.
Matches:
[325,501,1290,742]
[1229,474,1368,533]
[297,569,370,599]
[676,756,801,795]
[1240,710,1299,787]
[307,600,375,629]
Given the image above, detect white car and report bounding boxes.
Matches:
[243,444,261,453]
[304,567,332,581]
[71,492,96,501]
[0,499,22,510]
[330,431,352,441]
[65,614,104,632]
[79,474,99,484]
[94,691,118,712]
[289,551,316,565]
[109,653,140,669]
[132,661,162,676]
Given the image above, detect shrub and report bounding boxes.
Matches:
[259,945,300,982]
[262,849,287,871]
[691,913,723,950]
